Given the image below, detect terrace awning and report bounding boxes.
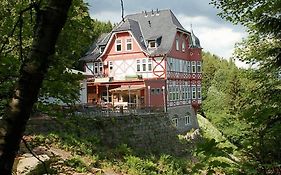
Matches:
[109,85,145,92]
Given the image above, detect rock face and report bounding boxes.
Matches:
[16,153,49,175]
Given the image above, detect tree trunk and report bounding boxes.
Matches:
[0,0,72,174]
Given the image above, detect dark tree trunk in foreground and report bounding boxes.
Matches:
[0,0,72,174]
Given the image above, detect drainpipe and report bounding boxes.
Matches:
[148,86,151,113]
[162,86,166,113]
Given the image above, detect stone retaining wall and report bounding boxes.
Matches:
[26,113,183,154]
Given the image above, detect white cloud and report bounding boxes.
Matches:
[90,11,121,23]
[198,27,245,59]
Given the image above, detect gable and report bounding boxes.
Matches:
[101,31,147,61]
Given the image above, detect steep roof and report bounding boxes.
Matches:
[81,9,201,62]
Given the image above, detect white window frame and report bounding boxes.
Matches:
[188,86,191,100]
[126,38,132,51]
[182,41,186,52]
[116,39,122,52]
[136,59,141,72]
[142,59,147,71]
[191,61,196,73]
[197,86,202,99]
[197,61,202,73]
[137,58,152,72]
[192,86,196,99]
[176,39,179,51]
[187,61,190,73]
[149,41,156,48]
[99,62,103,74]
[148,58,152,71]
[109,61,113,73]
[185,116,190,125]
[169,58,173,71]
[99,46,105,53]
[94,62,98,74]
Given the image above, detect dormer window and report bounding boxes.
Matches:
[99,46,105,53]
[148,40,156,48]
[126,38,132,51]
[116,39,122,51]
[176,39,179,51]
[182,41,185,52]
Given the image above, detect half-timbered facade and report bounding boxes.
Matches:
[80,9,202,132]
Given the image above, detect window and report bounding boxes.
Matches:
[188,86,191,100]
[151,88,155,94]
[182,86,185,100]
[149,41,156,48]
[182,61,186,72]
[169,58,173,71]
[156,88,161,94]
[94,62,98,74]
[116,39,122,51]
[191,61,196,73]
[99,46,105,53]
[126,38,132,51]
[176,59,180,72]
[176,86,180,100]
[187,61,190,73]
[172,118,178,127]
[179,60,182,72]
[185,116,190,125]
[99,62,103,73]
[148,58,152,71]
[109,61,113,73]
[197,61,202,73]
[192,86,196,99]
[182,41,185,52]
[136,60,141,72]
[176,39,179,50]
[137,58,152,72]
[142,59,146,71]
[197,86,202,99]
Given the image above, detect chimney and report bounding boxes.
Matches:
[151,9,154,16]
[156,9,160,16]
[145,10,147,17]
[148,20,151,27]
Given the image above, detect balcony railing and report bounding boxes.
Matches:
[71,103,165,117]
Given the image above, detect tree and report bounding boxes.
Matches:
[0,0,72,173]
[0,0,113,115]
[211,0,281,173]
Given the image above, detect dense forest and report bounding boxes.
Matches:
[0,0,280,174]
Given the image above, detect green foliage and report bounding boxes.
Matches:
[64,156,88,173]
[0,0,113,116]
[195,115,241,175]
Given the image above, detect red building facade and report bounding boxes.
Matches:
[80,9,202,132]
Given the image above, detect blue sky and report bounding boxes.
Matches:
[86,0,247,63]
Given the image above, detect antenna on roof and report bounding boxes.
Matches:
[120,0,125,22]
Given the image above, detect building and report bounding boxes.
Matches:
[80,9,202,132]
